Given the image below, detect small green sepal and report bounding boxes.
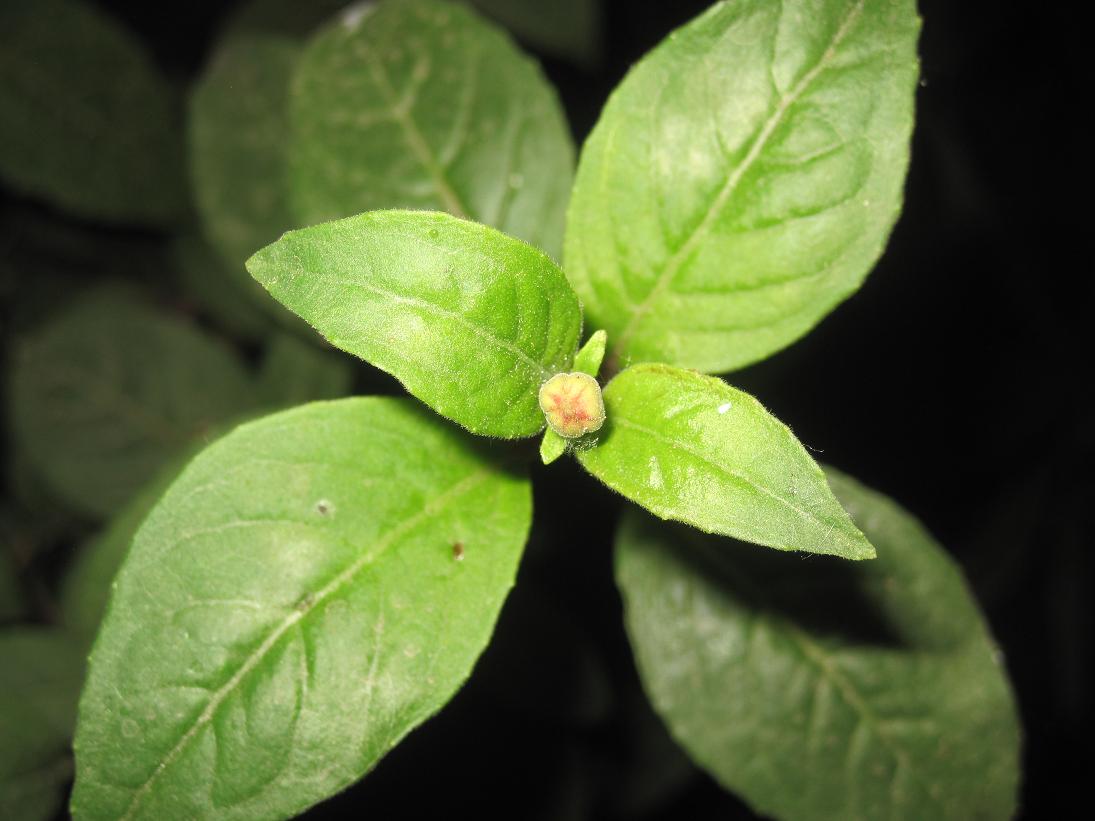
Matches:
[539,428,567,464]
[573,329,607,377]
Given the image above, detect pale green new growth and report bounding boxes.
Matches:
[539,330,608,462]
[247,210,583,438]
[539,428,568,465]
[539,372,606,439]
[616,469,1021,820]
[578,364,874,559]
[573,329,607,377]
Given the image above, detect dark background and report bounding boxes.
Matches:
[2,0,1088,818]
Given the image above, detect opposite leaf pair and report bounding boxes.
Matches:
[246,208,875,561]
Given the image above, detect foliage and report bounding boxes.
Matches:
[0,1,1022,820]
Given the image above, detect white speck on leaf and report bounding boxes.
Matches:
[340,1,375,30]
[717,402,732,414]
[648,455,664,490]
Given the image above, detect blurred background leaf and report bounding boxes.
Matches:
[289,0,574,259]
[468,0,602,68]
[0,629,84,821]
[0,0,187,226]
[8,287,260,517]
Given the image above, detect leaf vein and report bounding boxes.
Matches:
[117,466,493,819]
[609,0,867,362]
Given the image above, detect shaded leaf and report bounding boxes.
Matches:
[0,551,23,623]
[578,364,873,559]
[467,0,602,67]
[256,333,355,406]
[72,397,531,819]
[0,0,186,225]
[9,289,259,517]
[190,34,301,270]
[289,0,574,259]
[222,0,350,40]
[247,210,582,438]
[565,0,920,372]
[572,329,606,377]
[172,236,276,342]
[539,429,567,465]
[615,468,1021,820]
[0,629,84,821]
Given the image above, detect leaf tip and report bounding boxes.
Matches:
[539,428,567,464]
[846,534,877,561]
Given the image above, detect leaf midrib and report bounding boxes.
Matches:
[676,538,943,813]
[303,268,554,381]
[364,49,470,219]
[710,546,941,810]
[610,416,865,557]
[117,466,492,820]
[608,0,866,363]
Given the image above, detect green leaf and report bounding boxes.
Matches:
[190,34,301,270]
[467,0,602,67]
[247,210,583,438]
[189,0,361,331]
[72,397,531,819]
[565,0,920,373]
[577,364,872,559]
[0,629,85,821]
[0,0,186,225]
[256,333,354,407]
[172,236,277,342]
[9,289,259,517]
[572,329,607,377]
[60,464,182,643]
[289,0,574,259]
[0,551,23,623]
[222,0,350,39]
[615,469,1021,820]
[539,428,567,465]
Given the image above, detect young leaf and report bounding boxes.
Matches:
[9,289,259,517]
[72,398,532,820]
[565,0,920,373]
[289,0,574,259]
[0,629,85,821]
[539,428,567,465]
[0,0,186,225]
[577,364,873,559]
[572,329,607,377]
[615,469,1021,820]
[247,210,583,438]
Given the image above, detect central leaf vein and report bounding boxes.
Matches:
[118,466,492,819]
[365,51,470,219]
[306,269,553,380]
[613,416,854,549]
[609,0,866,362]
